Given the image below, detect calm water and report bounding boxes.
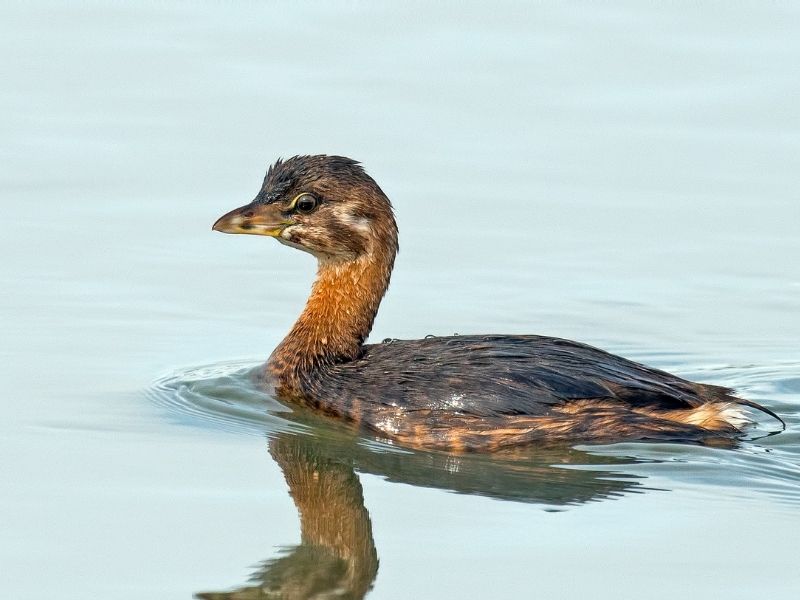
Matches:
[2,1,800,598]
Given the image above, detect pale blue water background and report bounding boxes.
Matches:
[1,1,799,598]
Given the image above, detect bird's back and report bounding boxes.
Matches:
[292,335,749,450]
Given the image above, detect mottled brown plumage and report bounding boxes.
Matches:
[213,155,782,451]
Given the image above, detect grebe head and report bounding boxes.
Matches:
[213,155,398,264]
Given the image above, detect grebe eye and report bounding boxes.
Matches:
[294,193,318,214]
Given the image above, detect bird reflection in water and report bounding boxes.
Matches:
[198,431,378,600]
[195,420,643,599]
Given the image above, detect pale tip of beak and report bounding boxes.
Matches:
[212,213,245,234]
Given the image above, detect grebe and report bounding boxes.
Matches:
[213,155,781,451]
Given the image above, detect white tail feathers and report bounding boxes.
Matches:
[680,402,750,430]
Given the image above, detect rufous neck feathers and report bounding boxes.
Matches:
[268,250,394,381]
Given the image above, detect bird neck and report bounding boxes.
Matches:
[268,248,395,383]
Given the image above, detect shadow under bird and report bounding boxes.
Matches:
[213,155,783,452]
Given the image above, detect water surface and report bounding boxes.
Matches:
[2,1,799,598]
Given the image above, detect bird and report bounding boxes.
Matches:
[212,155,782,452]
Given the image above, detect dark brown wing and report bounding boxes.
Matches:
[321,334,719,417]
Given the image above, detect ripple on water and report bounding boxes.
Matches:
[148,360,304,437]
[147,358,800,507]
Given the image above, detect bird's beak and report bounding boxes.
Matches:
[212,202,292,237]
